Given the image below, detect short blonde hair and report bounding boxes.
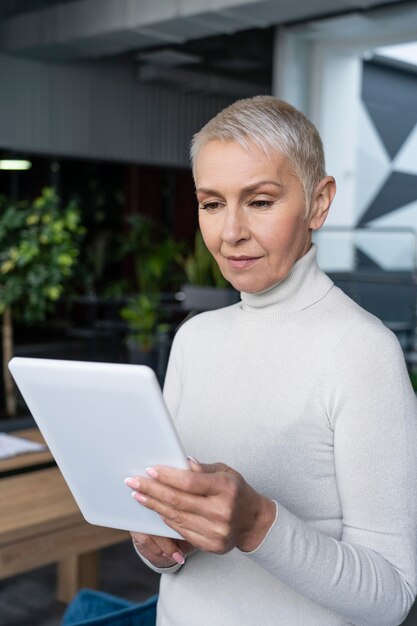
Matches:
[190,95,326,217]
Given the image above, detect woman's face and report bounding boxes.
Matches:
[195,139,333,293]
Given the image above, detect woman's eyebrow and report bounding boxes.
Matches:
[196,181,283,195]
[241,181,283,194]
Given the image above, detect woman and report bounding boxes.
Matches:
[125,96,417,625]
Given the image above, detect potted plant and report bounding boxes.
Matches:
[0,187,85,417]
[120,293,170,375]
[116,214,184,292]
[119,214,184,375]
[181,230,240,311]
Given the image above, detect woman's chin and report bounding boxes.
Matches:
[227,275,274,294]
[219,262,279,294]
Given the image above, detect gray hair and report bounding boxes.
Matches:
[190,95,326,217]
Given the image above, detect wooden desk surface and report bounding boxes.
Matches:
[0,466,81,545]
[0,427,54,474]
[0,466,128,591]
[0,426,130,601]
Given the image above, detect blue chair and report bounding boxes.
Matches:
[61,589,158,626]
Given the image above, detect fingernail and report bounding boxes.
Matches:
[124,477,140,489]
[132,492,147,503]
[172,551,185,565]
[145,467,158,479]
[187,456,199,464]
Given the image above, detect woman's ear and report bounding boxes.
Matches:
[308,176,336,231]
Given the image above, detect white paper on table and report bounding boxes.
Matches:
[0,432,47,460]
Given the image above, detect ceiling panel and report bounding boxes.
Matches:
[0,0,411,63]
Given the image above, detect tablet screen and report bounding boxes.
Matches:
[9,357,188,538]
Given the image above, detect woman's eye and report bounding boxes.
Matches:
[199,202,222,211]
[250,200,273,208]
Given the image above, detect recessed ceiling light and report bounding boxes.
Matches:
[0,159,32,171]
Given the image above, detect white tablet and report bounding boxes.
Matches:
[8,357,188,539]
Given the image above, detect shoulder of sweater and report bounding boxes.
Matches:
[174,303,240,338]
[169,304,240,355]
[315,289,413,411]
[322,286,404,362]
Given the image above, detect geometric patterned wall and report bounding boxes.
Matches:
[354,61,417,271]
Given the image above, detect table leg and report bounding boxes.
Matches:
[57,551,99,603]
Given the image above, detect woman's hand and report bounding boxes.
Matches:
[129,531,196,568]
[125,461,276,555]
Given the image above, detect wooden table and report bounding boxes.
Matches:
[0,432,128,603]
[0,428,54,475]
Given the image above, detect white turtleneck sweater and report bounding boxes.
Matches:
[142,245,417,626]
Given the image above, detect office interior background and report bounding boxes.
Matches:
[1,0,417,384]
[0,0,417,624]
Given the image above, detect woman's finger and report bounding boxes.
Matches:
[132,489,235,546]
[131,477,226,519]
[160,516,234,555]
[142,464,233,496]
[187,456,203,471]
[130,532,173,556]
[130,532,186,565]
[127,473,228,556]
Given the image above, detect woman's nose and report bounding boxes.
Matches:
[220,207,250,245]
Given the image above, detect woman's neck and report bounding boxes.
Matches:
[239,244,332,315]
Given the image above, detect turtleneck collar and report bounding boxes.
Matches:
[239,244,333,315]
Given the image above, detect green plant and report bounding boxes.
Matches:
[0,187,85,416]
[410,371,417,392]
[183,230,229,288]
[120,293,169,353]
[118,214,184,352]
[117,214,184,293]
[81,228,115,295]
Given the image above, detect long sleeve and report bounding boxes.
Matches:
[247,324,417,626]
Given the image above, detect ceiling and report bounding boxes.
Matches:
[0,0,78,20]
[0,0,414,96]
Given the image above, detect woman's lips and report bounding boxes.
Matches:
[226,256,261,269]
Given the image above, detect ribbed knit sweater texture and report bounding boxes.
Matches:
[144,245,417,626]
